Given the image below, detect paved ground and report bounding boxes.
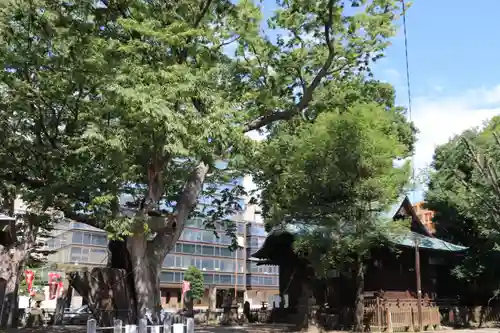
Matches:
[0,323,292,333]
[2,325,500,333]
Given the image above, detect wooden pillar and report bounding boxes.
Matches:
[414,237,423,332]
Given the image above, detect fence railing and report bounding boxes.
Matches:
[86,317,195,333]
[314,304,442,331]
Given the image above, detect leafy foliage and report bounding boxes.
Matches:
[0,0,404,314]
[0,0,404,245]
[425,116,500,303]
[253,97,413,273]
[252,87,414,330]
[183,266,205,301]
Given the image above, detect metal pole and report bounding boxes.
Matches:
[415,237,423,331]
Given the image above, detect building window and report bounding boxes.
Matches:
[162,255,244,273]
[246,275,279,286]
[72,231,83,243]
[71,231,107,246]
[89,249,107,264]
[172,243,242,258]
[249,224,266,237]
[247,262,279,274]
[69,246,89,263]
[160,272,245,285]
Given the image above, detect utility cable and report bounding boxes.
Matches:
[400,0,416,202]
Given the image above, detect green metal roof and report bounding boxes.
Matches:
[392,231,468,252]
[252,225,467,261]
[252,196,468,260]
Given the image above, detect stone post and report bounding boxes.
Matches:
[113,319,123,333]
[386,310,393,333]
[87,318,97,333]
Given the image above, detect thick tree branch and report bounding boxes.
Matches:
[243,0,336,133]
[150,161,210,256]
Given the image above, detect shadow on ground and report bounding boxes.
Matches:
[0,323,296,333]
[0,325,86,333]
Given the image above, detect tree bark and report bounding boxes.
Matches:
[353,257,365,332]
[6,267,21,328]
[0,248,26,328]
[127,233,162,323]
[54,282,72,325]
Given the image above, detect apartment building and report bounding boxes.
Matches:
[43,175,278,309]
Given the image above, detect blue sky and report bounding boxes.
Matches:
[246,0,500,204]
[372,0,500,202]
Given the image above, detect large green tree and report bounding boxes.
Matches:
[0,0,402,322]
[252,89,414,330]
[425,117,500,304]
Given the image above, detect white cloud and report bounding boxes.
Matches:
[411,85,500,177]
[383,68,401,82]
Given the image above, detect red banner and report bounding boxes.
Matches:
[24,270,34,294]
[48,272,63,300]
[182,280,191,295]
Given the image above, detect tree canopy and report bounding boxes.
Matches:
[0,0,403,232]
[0,0,405,320]
[425,116,500,303]
[251,82,415,330]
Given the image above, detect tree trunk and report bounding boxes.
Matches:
[6,271,20,328]
[353,257,365,332]
[69,162,210,325]
[207,285,216,321]
[0,256,23,328]
[0,246,28,329]
[54,283,72,325]
[127,233,162,323]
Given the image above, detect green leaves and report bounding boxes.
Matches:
[252,80,414,275]
[425,116,500,302]
[183,266,205,300]
[255,101,411,224]
[0,0,403,249]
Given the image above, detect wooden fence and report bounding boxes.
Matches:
[363,306,441,332]
[364,298,441,332]
[315,299,443,331]
[86,317,194,333]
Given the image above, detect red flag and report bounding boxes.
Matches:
[182,280,191,294]
[48,272,62,300]
[24,270,35,294]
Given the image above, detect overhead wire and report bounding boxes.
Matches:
[400,0,416,202]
